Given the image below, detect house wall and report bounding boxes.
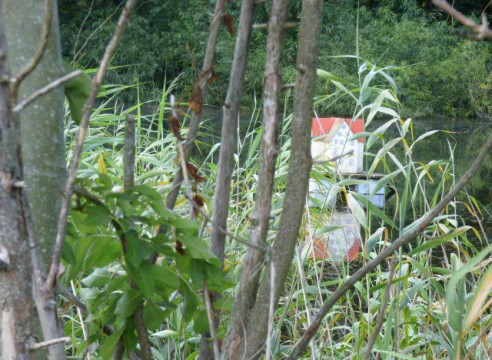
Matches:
[311,119,364,174]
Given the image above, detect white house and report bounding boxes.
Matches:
[312,209,361,262]
[311,117,365,174]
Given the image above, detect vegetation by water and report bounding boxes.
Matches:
[57,58,492,358]
[2,1,491,359]
[58,0,492,120]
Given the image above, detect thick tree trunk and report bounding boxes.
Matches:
[200,1,257,358]
[5,0,66,271]
[0,7,36,359]
[224,1,324,358]
[223,0,290,356]
[3,1,67,358]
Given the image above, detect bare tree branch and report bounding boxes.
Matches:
[288,130,492,359]
[11,0,53,100]
[13,70,83,113]
[432,0,492,40]
[184,193,266,252]
[312,150,354,164]
[166,0,228,210]
[28,337,70,351]
[47,0,137,289]
[123,115,136,190]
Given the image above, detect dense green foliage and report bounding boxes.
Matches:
[55,1,492,358]
[58,0,491,119]
[59,73,492,358]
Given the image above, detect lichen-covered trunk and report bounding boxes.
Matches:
[3,0,67,358]
[0,7,36,359]
[4,0,66,272]
[224,0,324,358]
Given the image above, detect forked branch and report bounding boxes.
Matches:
[11,0,53,100]
[432,0,492,40]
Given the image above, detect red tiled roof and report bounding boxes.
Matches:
[312,117,365,143]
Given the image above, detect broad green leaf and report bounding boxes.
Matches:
[82,236,121,271]
[179,235,218,261]
[61,241,76,267]
[153,266,180,292]
[204,262,229,292]
[446,243,492,332]
[143,301,169,330]
[315,225,344,236]
[463,265,492,335]
[182,287,199,323]
[346,192,367,229]
[408,226,472,256]
[126,229,144,268]
[123,321,138,351]
[185,350,200,360]
[132,261,155,298]
[151,329,179,338]
[189,260,205,288]
[366,227,387,253]
[64,65,92,124]
[130,184,163,201]
[100,325,125,360]
[193,309,210,334]
[82,267,112,287]
[169,218,200,235]
[115,288,143,318]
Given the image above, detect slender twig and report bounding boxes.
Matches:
[288,131,492,359]
[71,280,88,341]
[312,150,355,165]
[72,0,96,61]
[11,0,53,100]
[463,319,492,360]
[28,337,70,351]
[47,0,138,289]
[73,2,123,64]
[253,21,298,29]
[265,261,276,360]
[203,282,221,359]
[165,0,228,211]
[184,193,266,252]
[432,0,492,40]
[123,115,136,190]
[363,258,398,360]
[171,95,195,218]
[57,284,88,314]
[13,70,83,113]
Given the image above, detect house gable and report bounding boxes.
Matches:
[311,117,366,174]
